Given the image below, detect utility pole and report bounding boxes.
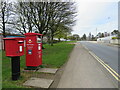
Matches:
[96,28,97,39]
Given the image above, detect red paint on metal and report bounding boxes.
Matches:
[3,37,24,57]
[24,33,42,67]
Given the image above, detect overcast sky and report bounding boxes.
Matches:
[72,0,119,37]
[3,0,119,37]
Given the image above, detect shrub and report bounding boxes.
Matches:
[112,37,118,39]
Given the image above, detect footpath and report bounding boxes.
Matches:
[57,42,118,88]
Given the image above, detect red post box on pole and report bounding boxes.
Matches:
[3,37,24,80]
[4,37,24,57]
[24,33,43,69]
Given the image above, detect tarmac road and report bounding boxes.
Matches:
[57,42,117,88]
[80,41,118,73]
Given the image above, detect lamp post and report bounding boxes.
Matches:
[107,17,110,36]
[96,28,97,40]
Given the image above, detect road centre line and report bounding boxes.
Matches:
[89,51,120,82]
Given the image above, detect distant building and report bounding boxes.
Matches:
[97,32,101,38]
[53,38,66,41]
[104,32,110,37]
[88,32,92,41]
[97,34,117,43]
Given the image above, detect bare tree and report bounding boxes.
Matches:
[0,1,13,37]
[30,2,51,35]
[10,2,33,34]
[9,2,76,46]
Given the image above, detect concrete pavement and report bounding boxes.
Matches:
[57,42,117,88]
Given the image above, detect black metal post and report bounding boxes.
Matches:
[11,56,20,80]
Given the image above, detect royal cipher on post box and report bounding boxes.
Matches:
[24,33,43,68]
[4,37,24,57]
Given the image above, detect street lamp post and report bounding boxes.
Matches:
[96,28,97,40]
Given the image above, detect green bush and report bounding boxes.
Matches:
[112,37,118,39]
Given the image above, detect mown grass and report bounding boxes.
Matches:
[2,41,76,88]
[42,41,76,68]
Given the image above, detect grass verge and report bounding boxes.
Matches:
[2,41,76,88]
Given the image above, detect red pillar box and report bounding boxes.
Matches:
[24,33,43,69]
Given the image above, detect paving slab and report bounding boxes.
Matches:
[23,77,53,88]
[37,68,58,74]
[22,69,36,72]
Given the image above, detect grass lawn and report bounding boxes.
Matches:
[2,41,76,89]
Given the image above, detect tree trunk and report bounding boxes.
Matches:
[2,9,6,37]
[41,35,45,49]
[2,7,6,50]
[51,35,53,46]
[47,35,50,44]
[58,38,61,42]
